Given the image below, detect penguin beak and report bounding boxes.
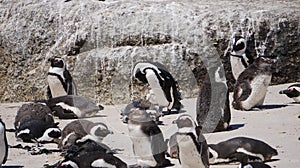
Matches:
[172,120,177,124]
[279,89,289,94]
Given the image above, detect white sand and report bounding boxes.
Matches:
[0,83,299,168]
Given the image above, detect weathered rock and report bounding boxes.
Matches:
[0,0,299,104]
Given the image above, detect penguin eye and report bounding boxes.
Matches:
[288,88,294,91]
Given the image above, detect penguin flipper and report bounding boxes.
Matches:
[46,86,52,99]
[238,80,252,101]
[63,70,73,95]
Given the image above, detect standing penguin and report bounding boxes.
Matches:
[132,62,182,114]
[232,57,276,110]
[169,114,209,168]
[228,30,255,80]
[196,65,231,133]
[127,108,171,167]
[279,84,300,103]
[0,118,8,166]
[47,56,75,99]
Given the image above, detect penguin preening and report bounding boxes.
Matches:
[132,62,182,114]
[208,137,278,164]
[47,56,75,99]
[0,118,8,166]
[279,84,300,103]
[196,65,231,133]
[127,108,171,167]
[38,95,104,119]
[169,114,209,168]
[59,120,113,150]
[232,57,276,110]
[228,30,255,80]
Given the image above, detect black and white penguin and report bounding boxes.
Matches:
[47,56,75,99]
[0,118,8,166]
[238,162,271,168]
[38,95,104,119]
[14,102,54,129]
[228,30,255,80]
[208,137,278,164]
[196,65,231,133]
[169,114,209,168]
[279,84,300,103]
[16,119,61,143]
[127,108,171,167]
[232,57,276,110]
[121,99,161,123]
[58,120,113,150]
[132,62,182,114]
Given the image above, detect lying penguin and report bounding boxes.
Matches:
[38,95,104,119]
[279,84,300,103]
[127,108,172,167]
[208,137,278,164]
[169,114,209,168]
[59,119,113,150]
[232,57,276,110]
[0,118,8,166]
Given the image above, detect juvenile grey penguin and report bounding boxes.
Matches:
[0,118,8,166]
[38,95,104,119]
[47,56,75,99]
[196,65,231,133]
[16,119,61,143]
[14,102,54,129]
[169,114,209,168]
[228,30,255,80]
[127,108,171,167]
[132,62,182,114]
[59,120,113,150]
[208,137,278,164]
[279,84,300,103]
[232,57,276,110]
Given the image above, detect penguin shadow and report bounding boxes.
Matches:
[2,166,24,168]
[227,124,245,131]
[254,104,288,110]
[264,158,280,163]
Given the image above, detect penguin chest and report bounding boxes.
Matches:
[47,75,67,97]
[230,57,246,80]
[177,134,205,168]
[241,75,272,110]
[0,124,7,164]
[128,124,157,167]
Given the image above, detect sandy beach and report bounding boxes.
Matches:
[0,83,299,168]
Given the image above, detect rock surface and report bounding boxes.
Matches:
[0,0,299,104]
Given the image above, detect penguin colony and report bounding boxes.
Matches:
[0,29,297,168]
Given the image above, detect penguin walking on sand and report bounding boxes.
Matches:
[169,114,209,168]
[59,120,113,150]
[196,65,231,133]
[127,108,172,167]
[0,118,8,166]
[47,56,75,99]
[227,30,255,80]
[232,57,276,110]
[37,95,104,119]
[132,62,182,114]
[279,84,300,103]
[208,137,278,164]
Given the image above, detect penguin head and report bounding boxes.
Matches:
[48,56,66,69]
[279,85,300,98]
[38,127,61,143]
[91,123,113,139]
[58,160,79,168]
[128,108,152,124]
[231,31,246,56]
[172,114,197,129]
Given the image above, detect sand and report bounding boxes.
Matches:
[0,83,299,168]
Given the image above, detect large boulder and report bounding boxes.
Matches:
[0,0,299,104]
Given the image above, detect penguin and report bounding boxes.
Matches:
[169,114,209,168]
[16,119,61,143]
[196,65,231,133]
[121,99,161,123]
[0,118,8,166]
[47,56,75,99]
[127,108,171,167]
[208,137,278,164]
[228,30,255,80]
[279,84,300,103]
[132,62,182,114]
[58,120,113,150]
[14,102,54,129]
[232,57,276,110]
[37,95,104,119]
[238,162,271,168]
[57,150,127,168]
